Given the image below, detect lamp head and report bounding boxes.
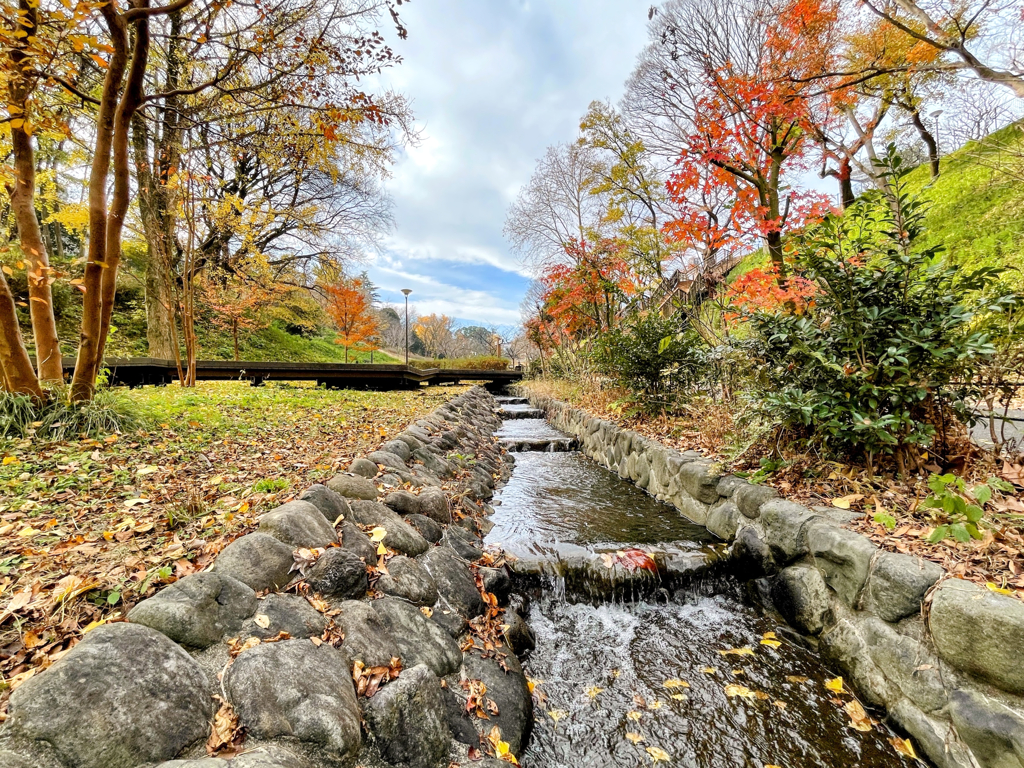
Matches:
[401,289,412,296]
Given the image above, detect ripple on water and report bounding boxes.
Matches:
[489,440,913,768]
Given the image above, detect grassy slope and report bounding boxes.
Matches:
[726,122,1024,284]
[102,320,400,364]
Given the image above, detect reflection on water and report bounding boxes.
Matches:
[495,418,570,441]
[489,433,912,768]
[488,451,714,549]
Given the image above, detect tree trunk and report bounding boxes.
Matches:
[0,279,43,397]
[7,0,62,384]
[71,6,129,401]
[909,108,940,178]
[838,156,855,210]
[232,319,239,360]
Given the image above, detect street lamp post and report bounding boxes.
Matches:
[929,109,943,171]
[401,289,412,366]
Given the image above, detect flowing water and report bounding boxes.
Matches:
[487,406,911,768]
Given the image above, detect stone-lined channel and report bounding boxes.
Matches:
[489,399,914,768]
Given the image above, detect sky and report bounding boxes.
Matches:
[364,0,653,330]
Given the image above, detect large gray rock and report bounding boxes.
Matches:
[327,473,378,500]
[367,450,407,470]
[339,520,377,563]
[863,552,943,623]
[771,564,831,635]
[383,439,412,460]
[405,514,443,543]
[858,617,948,714]
[348,501,429,557]
[299,484,351,524]
[361,665,451,768]
[411,448,451,479]
[930,578,1024,694]
[150,760,224,768]
[377,556,439,606]
[230,746,310,768]
[5,623,213,768]
[817,615,890,709]
[306,547,368,599]
[678,461,722,505]
[503,611,537,656]
[419,546,485,621]
[372,597,462,677]
[224,640,360,759]
[760,500,818,565]
[948,688,1024,768]
[259,500,337,549]
[734,483,780,519]
[384,490,421,516]
[348,458,380,478]
[214,533,295,592]
[333,600,401,668]
[416,487,451,524]
[444,525,483,561]
[731,525,774,578]
[807,521,877,607]
[238,593,328,641]
[889,698,978,768]
[128,572,256,649]
[706,500,740,541]
[450,650,532,755]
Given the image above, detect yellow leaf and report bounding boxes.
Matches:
[719,646,755,657]
[701,667,717,674]
[585,685,604,699]
[369,526,388,542]
[547,709,568,722]
[625,732,644,744]
[832,494,864,509]
[626,710,642,721]
[17,526,40,538]
[9,118,24,129]
[1,455,17,465]
[376,541,387,555]
[760,638,782,648]
[825,677,845,694]
[82,618,107,633]
[648,699,663,709]
[724,684,756,699]
[1,266,12,277]
[986,582,1013,596]
[253,614,271,628]
[889,736,917,759]
[646,746,671,762]
[786,675,808,684]
[663,679,689,689]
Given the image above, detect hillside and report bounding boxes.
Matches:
[726,121,1024,286]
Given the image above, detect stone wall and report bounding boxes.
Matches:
[0,387,530,768]
[532,394,1024,768]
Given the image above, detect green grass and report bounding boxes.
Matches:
[904,122,1024,289]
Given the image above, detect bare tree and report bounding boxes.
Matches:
[503,141,603,274]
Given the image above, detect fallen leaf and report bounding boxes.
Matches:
[786,675,809,684]
[986,582,1013,596]
[627,710,642,720]
[646,746,671,762]
[625,732,644,744]
[663,679,689,689]
[832,494,864,509]
[889,736,918,759]
[825,677,845,694]
[719,646,755,657]
[547,709,568,722]
[845,699,873,732]
[585,685,604,699]
[724,684,756,699]
[253,614,271,629]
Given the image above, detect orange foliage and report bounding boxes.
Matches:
[725,265,817,318]
[324,278,379,361]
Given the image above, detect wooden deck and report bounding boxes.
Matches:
[59,357,523,391]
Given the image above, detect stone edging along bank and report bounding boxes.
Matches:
[531,393,1024,768]
[0,386,534,768]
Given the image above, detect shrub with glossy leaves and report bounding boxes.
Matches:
[744,148,1013,473]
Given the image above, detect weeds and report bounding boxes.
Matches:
[0,386,144,441]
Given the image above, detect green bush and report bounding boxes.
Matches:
[593,311,704,397]
[746,148,1014,473]
[0,386,144,440]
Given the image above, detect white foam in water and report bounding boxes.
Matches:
[494,425,912,768]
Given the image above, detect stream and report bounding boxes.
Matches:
[487,402,912,768]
